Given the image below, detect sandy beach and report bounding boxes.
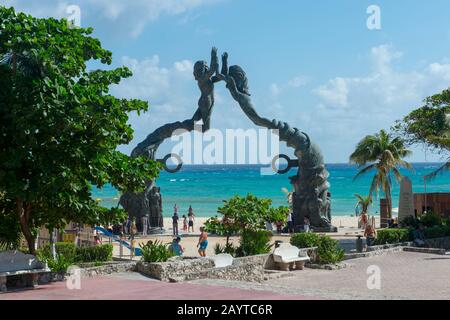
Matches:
[110,215,383,257]
[160,215,382,233]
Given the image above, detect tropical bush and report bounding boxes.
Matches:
[424,225,450,239]
[401,216,420,228]
[419,212,443,228]
[373,229,412,245]
[76,244,113,262]
[237,230,273,257]
[214,242,238,256]
[37,243,76,273]
[316,236,345,265]
[290,233,344,265]
[37,242,113,272]
[290,232,321,248]
[140,240,173,263]
[206,195,288,235]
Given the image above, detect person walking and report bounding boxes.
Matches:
[364,223,377,247]
[172,210,179,236]
[287,211,294,234]
[197,227,208,257]
[188,206,195,233]
[303,216,311,233]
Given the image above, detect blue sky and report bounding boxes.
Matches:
[3,0,450,163]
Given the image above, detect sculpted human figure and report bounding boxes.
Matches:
[192,47,221,132]
[131,47,220,158]
[148,186,163,228]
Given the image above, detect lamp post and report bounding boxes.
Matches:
[424,176,428,214]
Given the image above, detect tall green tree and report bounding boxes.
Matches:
[0,7,161,254]
[394,88,450,181]
[350,129,412,218]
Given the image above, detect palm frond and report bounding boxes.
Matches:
[425,161,450,181]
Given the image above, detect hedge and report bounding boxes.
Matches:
[38,242,113,263]
[373,229,412,245]
[290,233,344,265]
[424,225,450,239]
[290,233,321,248]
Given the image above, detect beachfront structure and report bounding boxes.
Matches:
[413,193,450,217]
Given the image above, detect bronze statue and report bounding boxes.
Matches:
[122,48,336,233]
[148,186,163,228]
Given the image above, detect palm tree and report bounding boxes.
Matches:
[354,194,373,214]
[350,129,412,218]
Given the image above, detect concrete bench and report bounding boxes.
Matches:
[211,254,234,268]
[0,250,49,292]
[272,243,310,271]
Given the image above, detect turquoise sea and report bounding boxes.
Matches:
[92,163,449,217]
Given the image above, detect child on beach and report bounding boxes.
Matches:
[182,215,188,232]
[197,227,208,257]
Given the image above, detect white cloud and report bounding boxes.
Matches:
[314,77,349,107]
[270,75,308,98]
[311,44,450,162]
[1,0,219,37]
[288,76,308,88]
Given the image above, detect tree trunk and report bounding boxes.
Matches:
[16,199,36,255]
[386,186,392,220]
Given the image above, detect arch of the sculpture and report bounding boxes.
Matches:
[120,51,337,233]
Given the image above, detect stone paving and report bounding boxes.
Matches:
[0,272,323,300]
[1,251,449,300]
[190,252,450,300]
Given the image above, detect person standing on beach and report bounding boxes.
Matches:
[172,210,179,236]
[197,227,208,257]
[188,206,195,233]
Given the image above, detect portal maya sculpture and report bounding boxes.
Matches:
[121,48,337,233]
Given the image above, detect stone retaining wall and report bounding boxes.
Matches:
[424,236,450,250]
[38,261,137,284]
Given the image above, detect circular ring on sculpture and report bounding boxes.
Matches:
[162,153,183,173]
[271,154,291,174]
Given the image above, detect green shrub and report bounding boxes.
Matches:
[290,232,321,248]
[419,212,443,227]
[424,225,450,239]
[46,254,73,273]
[140,240,173,263]
[401,216,420,228]
[214,242,238,256]
[316,236,345,265]
[373,229,412,245]
[237,230,273,257]
[290,233,344,265]
[36,243,76,273]
[37,243,77,262]
[76,244,113,263]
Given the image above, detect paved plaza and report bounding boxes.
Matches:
[1,252,449,300]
